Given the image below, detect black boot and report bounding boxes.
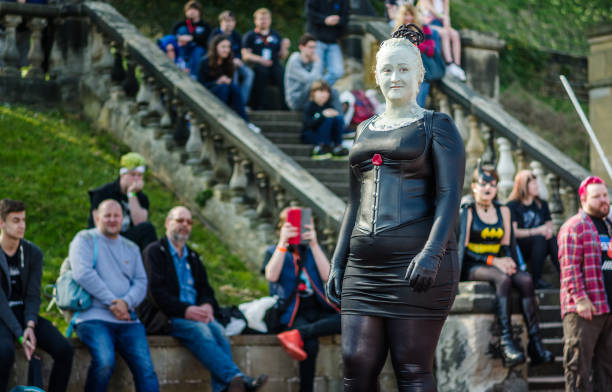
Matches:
[496,296,526,367]
[521,297,554,365]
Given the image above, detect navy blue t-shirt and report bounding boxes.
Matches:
[242,29,283,62]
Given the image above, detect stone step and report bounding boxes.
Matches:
[276,143,314,157]
[528,357,564,377]
[527,375,565,391]
[539,321,563,339]
[535,289,561,307]
[538,305,561,323]
[261,131,303,144]
[307,168,349,182]
[541,338,563,357]
[248,110,302,122]
[256,121,303,134]
[321,181,349,198]
[294,156,351,170]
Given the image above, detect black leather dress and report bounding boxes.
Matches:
[335,110,465,319]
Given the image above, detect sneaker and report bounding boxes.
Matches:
[535,279,553,290]
[332,145,349,159]
[447,63,466,82]
[311,145,332,160]
[243,374,268,392]
[247,122,261,133]
[277,329,308,361]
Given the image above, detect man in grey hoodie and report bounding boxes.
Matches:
[284,34,342,112]
[70,199,159,392]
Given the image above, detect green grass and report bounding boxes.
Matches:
[0,104,267,331]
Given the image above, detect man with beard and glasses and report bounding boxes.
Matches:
[142,207,267,392]
[558,176,612,391]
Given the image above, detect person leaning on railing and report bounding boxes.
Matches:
[507,170,560,289]
[263,207,340,392]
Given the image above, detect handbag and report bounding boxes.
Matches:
[52,233,98,337]
[264,248,304,333]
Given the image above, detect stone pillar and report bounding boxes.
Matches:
[587,25,612,183]
[460,30,505,101]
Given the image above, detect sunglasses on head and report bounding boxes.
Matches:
[174,218,193,225]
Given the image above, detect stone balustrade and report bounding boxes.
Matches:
[0,1,346,266]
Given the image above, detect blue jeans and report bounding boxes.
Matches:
[210,83,249,121]
[171,318,242,392]
[316,41,344,86]
[233,64,254,104]
[417,81,430,108]
[76,321,159,392]
[303,115,344,147]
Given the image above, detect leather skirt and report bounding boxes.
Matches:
[341,218,459,319]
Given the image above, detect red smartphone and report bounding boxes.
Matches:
[286,207,312,245]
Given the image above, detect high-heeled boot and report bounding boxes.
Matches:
[521,297,554,365]
[496,296,526,367]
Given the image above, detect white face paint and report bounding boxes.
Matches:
[375,45,420,107]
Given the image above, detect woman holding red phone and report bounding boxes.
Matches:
[262,207,340,392]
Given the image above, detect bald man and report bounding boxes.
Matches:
[140,206,267,392]
[69,199,159,392]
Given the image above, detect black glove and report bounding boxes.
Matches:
[404,251,441,292]
[326,264,344,308]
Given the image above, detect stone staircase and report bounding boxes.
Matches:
[529,288,565,391]
[249,110,350,201]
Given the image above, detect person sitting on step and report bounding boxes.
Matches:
[506,170,560,289]
[458,164,553,368]
[302,80,348,160]
[263,207,340,392]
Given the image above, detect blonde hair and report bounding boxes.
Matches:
[393,4,422,32]
[253,8,271,19]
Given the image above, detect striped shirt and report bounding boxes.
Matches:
[558,210,611,318]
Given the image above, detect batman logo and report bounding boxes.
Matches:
[481,227,503,239]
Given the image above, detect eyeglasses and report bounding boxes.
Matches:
[174,218,193,225]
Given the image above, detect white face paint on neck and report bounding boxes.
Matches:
[375,45,420,113]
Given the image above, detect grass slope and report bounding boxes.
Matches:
[0,105,267,330]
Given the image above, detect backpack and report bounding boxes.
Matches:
[350,90,376,126]
[47,233,98,337]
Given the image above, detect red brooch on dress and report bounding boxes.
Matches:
[372,153,382,166]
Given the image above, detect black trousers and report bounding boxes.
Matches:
[290,297,341,392]
[517,235,560,282]
[122,221,157,251]
[249,62,286,110]
[0,314,74,392]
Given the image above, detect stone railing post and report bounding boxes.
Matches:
[547,174,564,232]
[25,17,47,78]
[452,103,468,141]
[496,137,515,201]
[185,117,203,166]
[1,15,23,76]
[255,172,273,220]
[514,147,528,172]
[465,114,484,190]
[563,185,578,220]
[530,161,548,201]
[136,71,152,112]
[481,123,496,165]
[460,30,505,101]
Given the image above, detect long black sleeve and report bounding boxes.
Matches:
[421,113,465,260]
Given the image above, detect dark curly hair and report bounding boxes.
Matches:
[391,23,425,46]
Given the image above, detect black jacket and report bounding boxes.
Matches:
[0,239,42,339]
[302,100,335,131]
[87,178,149,229]
[306,0,349,43]
[172,19,211,49]
[142,237,219,320]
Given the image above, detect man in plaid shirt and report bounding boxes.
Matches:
[558,176,612,392]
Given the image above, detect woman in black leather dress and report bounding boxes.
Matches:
[459,165,552,368]
[326,25,465,392]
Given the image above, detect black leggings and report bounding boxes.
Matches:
[342,315,445,392]
[517,235,560,282]
[292,298,341,392]
[467,265,535,298]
